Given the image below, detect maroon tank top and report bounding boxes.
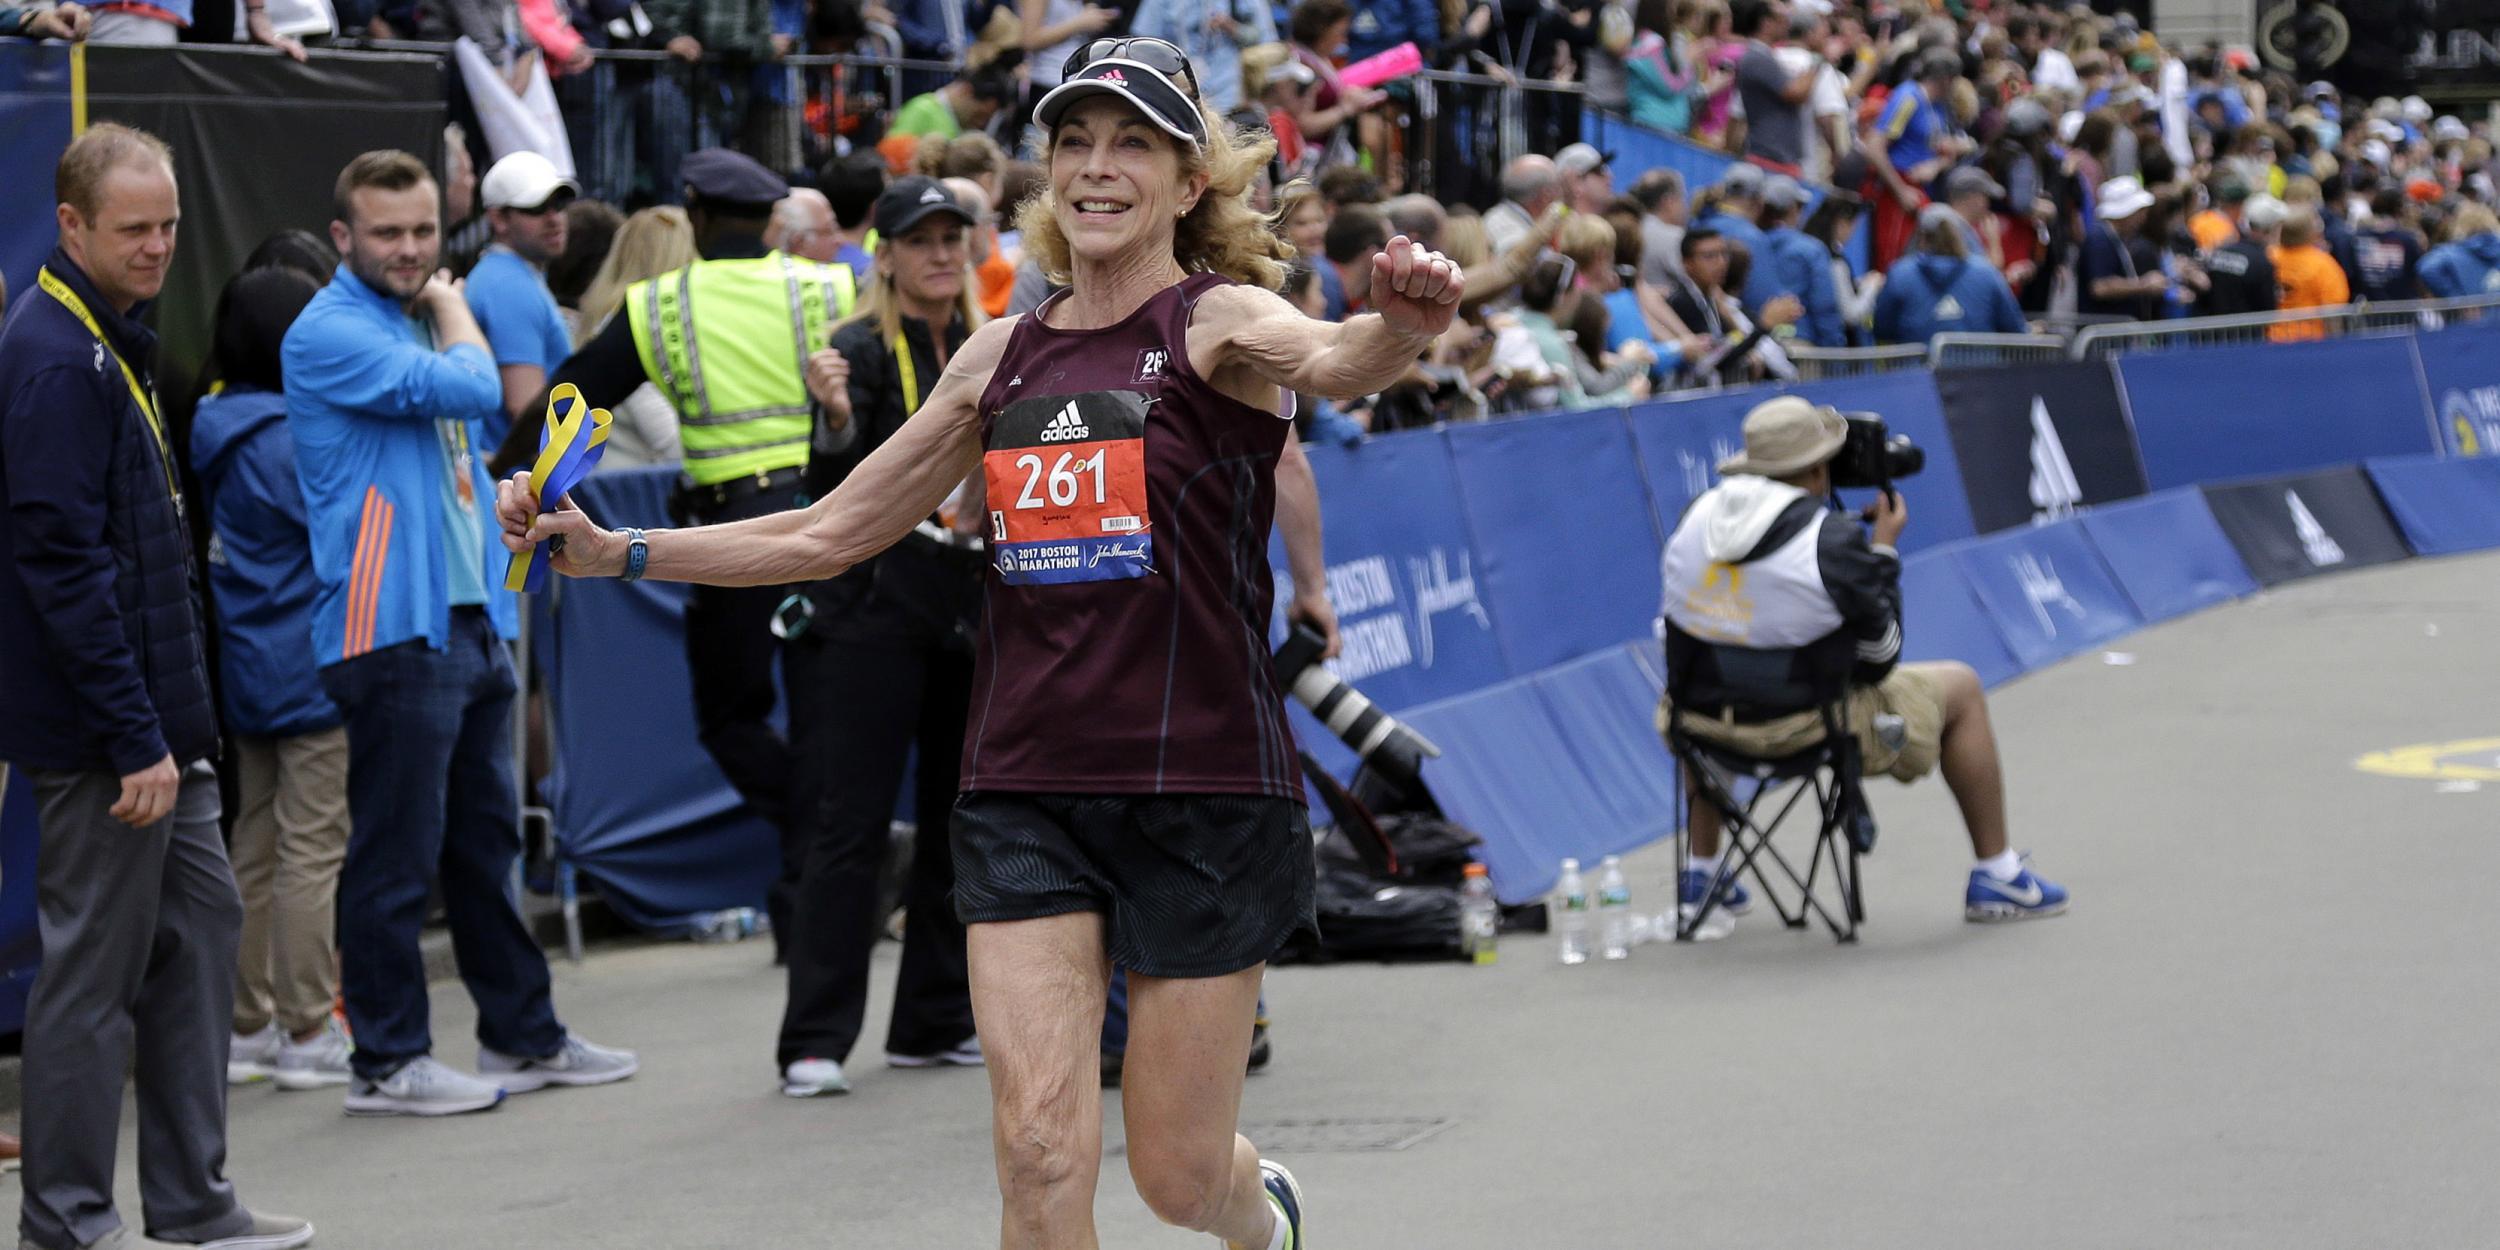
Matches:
[964,272,1299,799]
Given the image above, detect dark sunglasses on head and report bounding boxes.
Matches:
[1065,36,1200,101]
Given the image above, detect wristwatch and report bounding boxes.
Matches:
[618,527,649,582]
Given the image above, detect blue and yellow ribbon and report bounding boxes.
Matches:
[503,382,612,593]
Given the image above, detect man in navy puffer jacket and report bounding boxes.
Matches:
[0,124,312,1250]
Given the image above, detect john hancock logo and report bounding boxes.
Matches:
[1134,347,1170,382]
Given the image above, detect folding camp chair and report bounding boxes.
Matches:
[1661,634,1875,944]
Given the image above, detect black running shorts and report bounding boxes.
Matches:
[950,792,1320,979]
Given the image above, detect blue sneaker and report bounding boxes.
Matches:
[1678,867,1754,917]
[1257,1159,1304,1249]
[1965,856,2069,922]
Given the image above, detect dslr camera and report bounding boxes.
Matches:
[1828,411,1926,491]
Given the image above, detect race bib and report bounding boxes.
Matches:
[984,390,1154,585]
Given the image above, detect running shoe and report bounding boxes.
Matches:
[1256,1159,1304,1249]
[1965,855,2069,922]
[888,1037,984,1069]
[273,1018,355,1090]
[228,1025,280,1086]
[479,1035,639,1093]
[344,1056,505,1117]
[1677,867,1754,917]
[783,1057,851,1097]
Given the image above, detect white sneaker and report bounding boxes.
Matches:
[478,1035,640,1094]
[344,1056,506,1117]
[888,1037,983,1069]
[228,1025,281,1086]
[272,1019,355,1090]
[782,1057,849,1097]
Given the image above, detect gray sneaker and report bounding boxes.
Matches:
[344,1056,506,1117]
[478,1035,638,1093]
[164,1212,315,1250]
[272,1020,354,1091]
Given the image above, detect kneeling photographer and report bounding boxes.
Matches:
[1658,398,2069,923]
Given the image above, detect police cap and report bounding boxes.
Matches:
[682,148,790,211]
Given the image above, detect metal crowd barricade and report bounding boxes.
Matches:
[2069,292,2500,361]
[1927,333,2069,369]
[2341,291,2500,337]
[1786,343,1929,380]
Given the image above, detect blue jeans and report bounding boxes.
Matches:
[321,609,563,1080]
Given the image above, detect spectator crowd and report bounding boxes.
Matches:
[11,0,2500,420]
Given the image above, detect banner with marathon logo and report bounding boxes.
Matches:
[983,389,1155,585]
[2411,319,2500,456]
[2200,466,2413,587]
[1936,361,2149,535]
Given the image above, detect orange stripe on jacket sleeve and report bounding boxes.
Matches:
[344,489,379,657]
[363,501,394,656]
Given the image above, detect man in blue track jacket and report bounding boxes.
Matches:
[283,149,636,1119]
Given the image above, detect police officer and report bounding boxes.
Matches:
[517,148,857,899]
[774,176,986,1096]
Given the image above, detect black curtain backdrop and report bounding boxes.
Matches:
[86,44,447,415]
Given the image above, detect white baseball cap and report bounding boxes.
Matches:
[481,151,580,212]
[2097,175,2155,220]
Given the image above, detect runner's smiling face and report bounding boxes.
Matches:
[1049,96,1205,268]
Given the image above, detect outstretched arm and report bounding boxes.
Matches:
[498,317,1016,587]
[1198,235,1465,401]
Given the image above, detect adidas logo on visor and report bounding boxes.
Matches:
[1040,403,1091,442]
[1098,68,1128,84]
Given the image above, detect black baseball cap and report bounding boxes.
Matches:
[874,176,978,237]
[1034,42,1206,148]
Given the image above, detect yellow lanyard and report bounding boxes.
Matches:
[39,266,177,501]
[893,331,921,414]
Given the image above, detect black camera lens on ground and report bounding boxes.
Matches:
[1273,624,1442,794]
[1828,411,1926,491]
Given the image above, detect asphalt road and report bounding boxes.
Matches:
[9,553,2497,1249]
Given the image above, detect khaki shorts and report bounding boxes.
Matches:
[1659,665,1947,783]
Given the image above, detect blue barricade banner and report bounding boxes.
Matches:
[0,767,38,1034]
[2118,338,2441,490]
[2201,466,2413,586]
[2078,489,2258,623]
[2364,454,2500,555]
[539,469,779,927]
[1626,395,1748,536]
[2410,321,2500,456]
[1628,370,1978,555]
[1529,646,1682,860]
[1445,411,1666,673]
[1898,545,2024,687]
[1290,436,1510,711]
[1936,361,2149,533]
[1404,679,1631,904]
[1952,520,2144,669]
[0,44,73,305]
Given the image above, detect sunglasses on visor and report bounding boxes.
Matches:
[1063,36,1201,102]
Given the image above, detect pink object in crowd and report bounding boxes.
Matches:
[1340,42,1424,92]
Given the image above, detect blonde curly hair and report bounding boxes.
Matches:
[1016,102,1297,293]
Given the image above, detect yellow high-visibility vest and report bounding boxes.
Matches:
[627,252,857,485]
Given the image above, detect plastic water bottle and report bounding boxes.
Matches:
[1555,858,1591,965]
[1597,855,1633,960]
[1458,863,1500,965]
